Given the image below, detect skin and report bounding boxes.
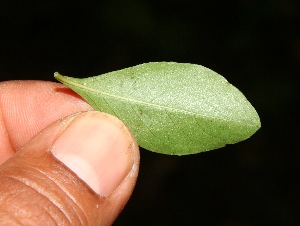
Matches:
[0,81,140,225]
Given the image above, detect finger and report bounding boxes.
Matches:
[0,81,93,163]
[0,111,140,225]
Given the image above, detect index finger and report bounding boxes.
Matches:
[0,80,93,164]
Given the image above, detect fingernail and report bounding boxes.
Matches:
[51,111,135,196]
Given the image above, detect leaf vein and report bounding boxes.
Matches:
[67,80,204,118]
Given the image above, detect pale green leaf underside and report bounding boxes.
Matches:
[54,62,261,155]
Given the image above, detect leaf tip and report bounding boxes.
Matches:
[54,72,62,80]
[54,72,68,84]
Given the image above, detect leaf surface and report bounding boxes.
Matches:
[54,62,260,155]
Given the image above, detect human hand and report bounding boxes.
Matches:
[0,81,140,225]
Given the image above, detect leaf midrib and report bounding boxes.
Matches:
[57,74,248,127]
[62,76,206,117]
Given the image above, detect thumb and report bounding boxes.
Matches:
[0,111,140,225]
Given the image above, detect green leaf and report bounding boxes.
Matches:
[54,62,261,155]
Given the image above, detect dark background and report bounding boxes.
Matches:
[1,0,299,225]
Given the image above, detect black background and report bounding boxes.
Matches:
[1,1,299,225]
